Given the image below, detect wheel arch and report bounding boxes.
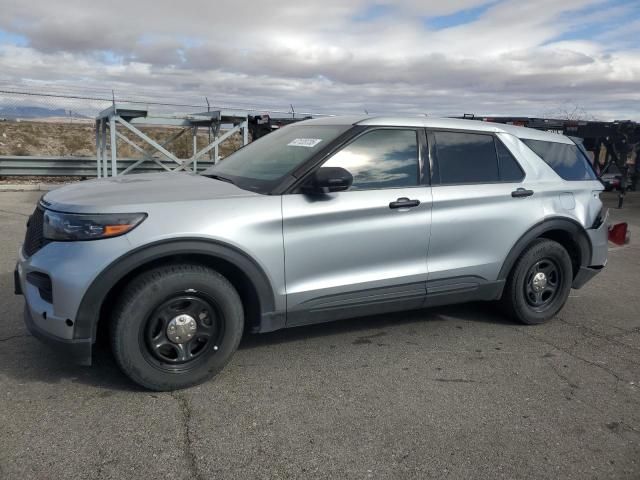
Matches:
[74,238,279,343]
[498,217,592,282]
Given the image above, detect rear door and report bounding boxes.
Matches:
[282,127,432,325]
[426,129,542,295]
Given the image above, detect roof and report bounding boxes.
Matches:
[298,115,574,145]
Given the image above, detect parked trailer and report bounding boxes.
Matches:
[458,116,640,207]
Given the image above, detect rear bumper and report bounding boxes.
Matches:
[572,265,604,289]
[587,209,609,267]
[571,209,609,290]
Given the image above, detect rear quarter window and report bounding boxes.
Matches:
[521,139,596,181]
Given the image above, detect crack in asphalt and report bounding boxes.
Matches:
[517,328,626,385]
[171,392,203,480]
[0,207,29,217]
[0,333,31,343]
[609,326,640,338]
[556,318,640,354]
[531,332,640,438]
[546,361,579,390]
[432,378,481,384]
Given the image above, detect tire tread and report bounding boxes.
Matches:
[501,238,572,325]
[110,263,243,390]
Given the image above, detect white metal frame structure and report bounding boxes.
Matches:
[95,104,249,177]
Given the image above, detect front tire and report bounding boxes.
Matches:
[110,264,244,391]
[502,239,573,325]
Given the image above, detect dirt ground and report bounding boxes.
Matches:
[0,120,243,158]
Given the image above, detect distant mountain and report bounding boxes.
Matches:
[0,105,87,119]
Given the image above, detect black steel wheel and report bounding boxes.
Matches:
[141,293,224,372]
[110,264,244,391]
[502,239,573,325]
[523,258,561,312]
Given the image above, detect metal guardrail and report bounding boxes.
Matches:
[0,156,216,176]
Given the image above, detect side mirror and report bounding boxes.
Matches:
[302,167,353,194]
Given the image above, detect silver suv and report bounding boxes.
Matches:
[15,116,608,390]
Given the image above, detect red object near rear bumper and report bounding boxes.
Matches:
[609,223,628,246]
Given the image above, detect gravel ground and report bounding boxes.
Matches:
[0,191,638,479]
[0,176,83,185]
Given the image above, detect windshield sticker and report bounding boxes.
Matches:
[287,138,323,148]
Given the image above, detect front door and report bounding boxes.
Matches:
[282,128,432,325]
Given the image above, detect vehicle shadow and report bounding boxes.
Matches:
[239,301,513,350]
[0,266,514,392]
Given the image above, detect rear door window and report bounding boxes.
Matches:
[520,139,596,180]
[432,131,499,184]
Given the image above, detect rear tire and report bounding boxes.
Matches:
[110,264,244,391]
[502,239,573,325]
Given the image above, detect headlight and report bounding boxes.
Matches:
[43,210,147,241]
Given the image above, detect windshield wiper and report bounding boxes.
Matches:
[207,174,236,185]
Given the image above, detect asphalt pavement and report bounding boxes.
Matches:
[0,190,638,479]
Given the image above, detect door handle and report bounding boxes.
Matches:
[389,197,420,209]
[511,188,534,198]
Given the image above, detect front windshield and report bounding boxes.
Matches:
[202,124,350,193]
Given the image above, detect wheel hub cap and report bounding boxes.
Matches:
[166,314,197,344]
[532,272,547,292]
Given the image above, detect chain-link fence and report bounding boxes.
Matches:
[0,81,322,121]
[0,83,319,164]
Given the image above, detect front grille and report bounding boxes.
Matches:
[23,206,50,257]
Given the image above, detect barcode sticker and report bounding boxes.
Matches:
[287,138,323,148]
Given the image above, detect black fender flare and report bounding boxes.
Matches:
[497,217,592,281]
[73,238,277,341]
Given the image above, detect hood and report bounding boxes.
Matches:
[42,172,258,213]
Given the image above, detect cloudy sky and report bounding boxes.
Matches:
[0,0,639,119]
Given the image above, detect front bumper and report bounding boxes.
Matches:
[16,257,93,365]
[15,235,130,366]
[23,305,92,365]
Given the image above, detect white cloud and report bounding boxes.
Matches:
[0,0,638,120]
